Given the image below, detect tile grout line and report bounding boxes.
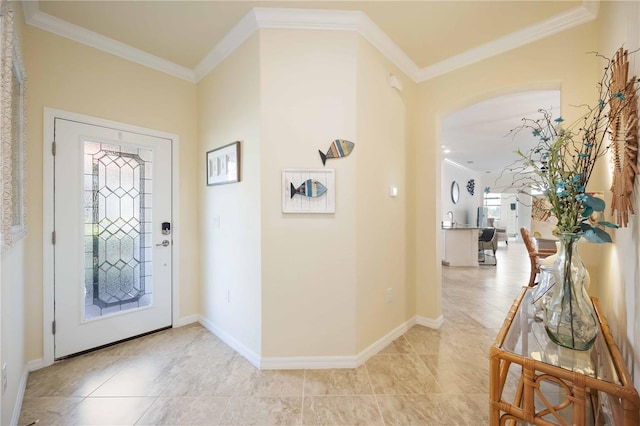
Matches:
[217,395,233,426]
[363,361,386,426]
[132,395,160,425]
[300,369,306,425]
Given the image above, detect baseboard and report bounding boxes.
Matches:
[11,365,29,426]
[175,314,199,327]
[262,316,418,370]
[197,315,261,369]
[27,358,45,372]
[354,316,418,366]
[416,314,444,329]
[198,314,442,370]
[260,355,357,370]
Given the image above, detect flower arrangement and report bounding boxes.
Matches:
[504,49,640,243]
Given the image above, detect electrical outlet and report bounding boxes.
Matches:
[386,288,393,303]
[2,363,7,395]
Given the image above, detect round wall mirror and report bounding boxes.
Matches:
[451,181,460,204]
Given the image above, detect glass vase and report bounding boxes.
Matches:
[532,265,555,321]
[543,232,598,351]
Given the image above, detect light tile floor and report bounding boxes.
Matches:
[19,240,528,425]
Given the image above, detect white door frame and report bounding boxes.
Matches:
[42,107,181,366]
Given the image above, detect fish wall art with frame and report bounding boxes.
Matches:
[282,169,335,213]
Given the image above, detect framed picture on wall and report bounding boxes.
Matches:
[206,141,241,186]
[282,169,335,213]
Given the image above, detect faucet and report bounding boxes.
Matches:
[446,211,454,226]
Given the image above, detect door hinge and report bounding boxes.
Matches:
[51,231,56,245]
[52,320,56,335]
[52,141,56,156]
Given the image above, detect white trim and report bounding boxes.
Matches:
[21,2,599,84]
[254,7,361,31]
[42,107,181,366]
[416,314,444,329]
[42,109,55,367]
[198,315,261,369]
[11,365,29,426]
[209,316,428,370]
[194,7,420,82]
[27,358,44,372]
[192,9,259,82]
[260,354,357,370]
[22,3,195,83]
[443,158,475,173]
[355,12,421,81]
[175,314,199,327]
[418,3,599,81]
[170,131,181,331]
[353,316,419,366]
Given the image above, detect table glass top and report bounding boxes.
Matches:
[502,288,620,385]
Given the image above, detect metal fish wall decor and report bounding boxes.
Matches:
[290,179,327,199]
[319,139,354,165]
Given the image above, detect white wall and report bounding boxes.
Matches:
[441,160,482,225]
[198,34,262,359]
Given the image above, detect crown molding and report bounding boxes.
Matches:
[355,12,421,81]
[194,8,420,82]
[193,9,259,82]
[22,1,196,82]
[254,7,360,31]
[418,2,599,81]
[22,1,599,85]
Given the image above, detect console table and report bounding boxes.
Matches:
[490,287,640,425]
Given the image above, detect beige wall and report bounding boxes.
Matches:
[13,0,640,397]
[23,26,199,362]
[199,28,417,359]
[197,34,262,357]
[415,23,598,322]
[593,0,640,389]
[355,36,414,351]
[260,29,359,357]
[1,3,27,424]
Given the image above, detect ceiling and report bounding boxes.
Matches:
[24,1,590,174]
[441,90,561,174]
[36,1,581,71]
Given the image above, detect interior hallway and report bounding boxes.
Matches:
[18,241,528,425]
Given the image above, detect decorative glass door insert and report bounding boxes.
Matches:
[83,141,153,319]
[53,115,172,359]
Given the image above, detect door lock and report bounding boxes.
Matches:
[156,240,170,247]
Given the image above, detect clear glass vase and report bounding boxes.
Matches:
[532,265,555,321]
[543,232,598,351]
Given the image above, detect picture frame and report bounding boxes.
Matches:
[282,169,335,213]
[206,141,241,186]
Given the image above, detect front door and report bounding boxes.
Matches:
[53,117,173,358]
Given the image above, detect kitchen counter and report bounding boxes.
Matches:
[441,224,480,230]
[442,225,480,267]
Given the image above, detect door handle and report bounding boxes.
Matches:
[156,240,170,247]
